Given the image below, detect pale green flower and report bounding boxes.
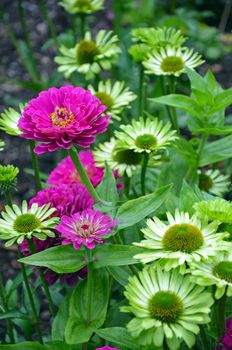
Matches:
[134,209,227,270]
[115,117,177,154]
[89,80,136,121]
[59,0,104,14]
[190,252,232,299]
[132,27,186,49]
[128,43,152,63]
[55,30,121,79]
[0,201,59,246]
[144,46,204,76]
[121,266,213,350]
[0,165,19,194]
[194,199,232,224]
[0,104,25,136]
[0,140,4,151]
[198,169,230,197]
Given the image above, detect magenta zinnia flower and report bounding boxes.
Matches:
[216,318,232,350]
[30,183,94,217]
[18,86,110,154]
[56,209,117,249]
[48,150,104,187]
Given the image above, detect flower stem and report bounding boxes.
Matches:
[124,173,130,198]
[112,0,121,36]
[186,133,208,183]
[0,273,15,343]
[200,326,210,350]
[27,239,56,317]
[86,251,93,325]
[141,152,149,195]
[217,286,228,337]
[68,147,101,203]
[5,189,13,207]
[168,76,180,134]
[18,250,43,344]
[138,65,145,116]
[29,141,42,191]
[80,14,86,38]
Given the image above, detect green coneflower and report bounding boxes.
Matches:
[121,266,213,349]
[89,80,136,121]
[0,104,24,136]
[0,165,19,194]
[134,209,228,270]
[128,43,152,63]
[198,169,230,196]
[190,252,232,299]
[0,140,4,151]
[115,117,177,154]
[131,27,186,49]
[55,30,121,79]
[144,46,204,77]
[0,201,59,246]
[194,199,232,224]
[59,0,104,14]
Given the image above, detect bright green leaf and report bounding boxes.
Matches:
[95,327,140,350]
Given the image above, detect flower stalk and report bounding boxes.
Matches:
[141,152,149,195]
[86,251,93,325]
[217,286,228,337]
[29,141,42,191]
[0,273,15,343]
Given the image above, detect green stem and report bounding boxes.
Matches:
[0,273,15,343]
[68,147,101,203]
[200,326,210,350]
[168,76,180,134]
[124,173,130,198]
[29,141,42,191]
[86,252,93,325]
[112,0,121,36]
[217,286,228,337]
[138,65,144,116]
[18,250,43,344]
[5,189,13,207]
[17,0,40,80]
[80,14,86,38]
[38,0,58,46]
[186,134,208,182]
[27,239,55,317]
[141,152,149,195]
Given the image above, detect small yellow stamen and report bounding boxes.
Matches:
[50,107,74,127]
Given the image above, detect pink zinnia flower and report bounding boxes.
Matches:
[18,86,110,154]
[56,209,117,249]
[96,347,121,350]
[48,150,104,187]
[30,183,94,217]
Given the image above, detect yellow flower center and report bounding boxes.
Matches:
[161,56,184,73]
[162,223,204,253]
[50,107,74,127]
[73,0,93,11]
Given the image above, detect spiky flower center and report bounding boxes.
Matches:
[13,213,40,233]
[135,134,157,150]
[77,40,100,64]
[161,56,184,73]
[213,261,232,283]
[113,149,142,165]
[50,107,74,127]
[162,223,204,253]
[149,291,183,323]
[199,173,213,192]
[73,0,92,11]
[95,92,114,109]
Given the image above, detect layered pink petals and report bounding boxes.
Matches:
[18,86,110,154]
[30,183,94,217]
[56,209,117,249]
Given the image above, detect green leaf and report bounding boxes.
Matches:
[95,327,140,350]
[150,94,201,117]
[96,163,119,203]
[199,135,232,166]
[52,295,70,341]
[19,245,87,273]
[0,343,48,350]
[93,244,141,268]
[107,266,133,286]
[179,181,203,215]
[116,185,171,229]
[65,269,109,344]
[212,87,232,112]
[192,126,232,135]
[0,310,28,320]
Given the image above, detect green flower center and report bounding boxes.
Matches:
[73,0,92,11]
[13,213,40,233]
[113,149,142,165]
[95,92,114,109]
[161,56,184,73]
[135,134,157,150]
[162,223,204,253]
[213,261,232,283]
[149,291,183,323]
[199,173,213,192]
[77,40,100,65]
